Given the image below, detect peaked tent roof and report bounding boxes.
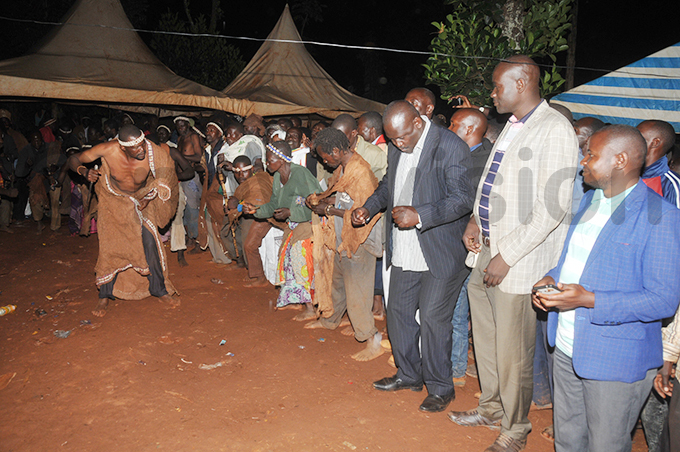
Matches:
[0,0,260,116]
[552,42,680,132]
[223,4,385,118]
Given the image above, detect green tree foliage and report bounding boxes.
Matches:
[150,8,245,91]
[423,0,572,106]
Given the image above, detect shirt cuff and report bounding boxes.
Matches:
[416,214,422,229]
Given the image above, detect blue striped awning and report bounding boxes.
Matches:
[552,42,680,132]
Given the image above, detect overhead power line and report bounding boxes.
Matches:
[0,15,675,79]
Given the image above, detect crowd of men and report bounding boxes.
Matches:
[2,54,680,452]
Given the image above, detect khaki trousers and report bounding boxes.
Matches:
[320,245,377,342]
[468,244,536,441]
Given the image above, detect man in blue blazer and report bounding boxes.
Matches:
[352,100,474,412]
[533,124,680,452]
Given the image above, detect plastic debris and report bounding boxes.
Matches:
[80,320,91,325]
[0,305,17,316]
[35,309,47,317]
[138,360,146,365]
[53,330,71,338]
[180,358,192,364]
[45,295,53,300]
[318,338,326,342]
[199,361,225,370]
[226,352,234,357]
[210,278,224,285]
[219,339,227,346]
[298,345,305,349]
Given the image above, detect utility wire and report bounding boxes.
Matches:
[0,15,676,79]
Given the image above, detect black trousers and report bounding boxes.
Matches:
[388,266,469,397]
[99,226,168,299]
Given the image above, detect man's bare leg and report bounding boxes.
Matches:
[36,220,45,234]
[372,295,385,320]
[177,249,188,267]
[351,332,384,362]
[158,294,181,307]
[93,299,109,317]
[293,303,316,321]
[244,276,269,288]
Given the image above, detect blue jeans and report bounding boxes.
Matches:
[181,176,201,240]
[451,273,470,378]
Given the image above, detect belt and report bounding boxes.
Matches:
[482,235,490,247]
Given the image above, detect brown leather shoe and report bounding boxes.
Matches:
[447,409,501,429]
[484,433,526,452]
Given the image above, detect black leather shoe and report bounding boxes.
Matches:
[419,391,455,412]
[373,375,423,392]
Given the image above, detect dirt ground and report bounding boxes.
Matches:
[0,222,650,452]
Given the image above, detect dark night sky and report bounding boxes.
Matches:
[2,0,680,107]
[158,0,680,103]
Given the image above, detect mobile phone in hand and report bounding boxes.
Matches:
[533,284,562,295]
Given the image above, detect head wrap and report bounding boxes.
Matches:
[192,126,205,139]
[206,122,224,136]
[174,116,191,124]
[271,129,286,141]
[266,143,292,163]
[157,125,171,134]
[233,164,254,173]
[117,130,145,147]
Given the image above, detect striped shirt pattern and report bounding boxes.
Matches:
[478,120,523,237]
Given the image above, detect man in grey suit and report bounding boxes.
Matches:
[352,100,474,413]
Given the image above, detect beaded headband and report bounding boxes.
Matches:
[206,122,223,136]
[174,116,191,123]
[157,125,171,134]
[266,143,292,163]
[118,131,145,147]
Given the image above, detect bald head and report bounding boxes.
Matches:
[584,125,647,193]
[503,55,540,87]
[574,117,605,150]
[331,114,359,147]
[383,100,424,153]
[405,87,436,119]
[637,120,676,167]
[491,55,541,116]
[449,109,487,149]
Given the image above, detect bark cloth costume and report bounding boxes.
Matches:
[308,153,382,319]
[95,140,179,300]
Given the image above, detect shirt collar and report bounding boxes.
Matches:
[413,116,431,154]
[469,142,482,152]
[509,99,544,125]
[642,156,670,179]
[591,183,637,207]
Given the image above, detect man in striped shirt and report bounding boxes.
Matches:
[450,56,579,452]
